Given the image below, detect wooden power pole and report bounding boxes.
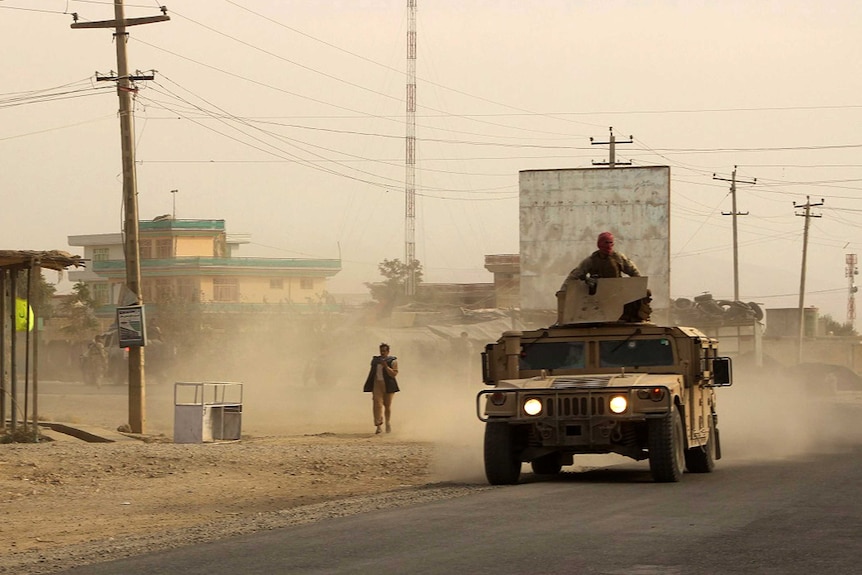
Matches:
[714,166,755,302]
[72,2,169,433]
[794,196,824,364]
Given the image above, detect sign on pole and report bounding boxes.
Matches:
[117,305,147,347]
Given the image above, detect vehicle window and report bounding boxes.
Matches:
[519,342,585,370]
[599,338,674,368]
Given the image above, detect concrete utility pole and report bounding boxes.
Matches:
[171,189,179,220]
[714,166,755,301]
[591,127,633,168]
[794,196,824,364]
[72,2,169,434]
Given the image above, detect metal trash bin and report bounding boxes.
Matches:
[174,382,243,444]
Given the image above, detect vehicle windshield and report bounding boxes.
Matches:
[599,338,674,368]
[519,341,585,371]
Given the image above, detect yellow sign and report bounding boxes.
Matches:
[15,298,34,332]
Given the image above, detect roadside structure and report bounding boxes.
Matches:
[0,249,84,435]
[68,217,341,324]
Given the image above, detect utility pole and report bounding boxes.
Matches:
[714,166,755,301]
[404,0,417,296]
[171,189,179,220]
[794,196,824,364]
[591,127,632,168]
[72,2,169,434]
[846,254,858,329]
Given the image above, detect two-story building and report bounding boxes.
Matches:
[68,218,341,319]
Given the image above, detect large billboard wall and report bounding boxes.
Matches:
[519,166,670,320]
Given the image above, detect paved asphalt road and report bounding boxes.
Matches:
[57,440,862,575]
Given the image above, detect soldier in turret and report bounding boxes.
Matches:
[560,232,651,322]
[560,231,641,289]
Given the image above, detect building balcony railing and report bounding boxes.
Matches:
[95,300,342,317]
[91,256,341,276]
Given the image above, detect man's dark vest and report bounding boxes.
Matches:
[363,356,400,393]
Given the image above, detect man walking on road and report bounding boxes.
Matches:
[363,343,400,434]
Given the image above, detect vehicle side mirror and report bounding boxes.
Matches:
[712,357,733,387]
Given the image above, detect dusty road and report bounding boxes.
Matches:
[39,442,862,575]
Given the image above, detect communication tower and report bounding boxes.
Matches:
[405,0,417,295]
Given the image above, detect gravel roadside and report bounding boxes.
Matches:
[0,434,490,575]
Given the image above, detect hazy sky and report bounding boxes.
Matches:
[2,1,862,322]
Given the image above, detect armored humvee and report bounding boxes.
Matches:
[476,277,733,484]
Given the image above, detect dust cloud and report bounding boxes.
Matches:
[717,358,862,462]
[49,318,862,482]
[122,319,491,485]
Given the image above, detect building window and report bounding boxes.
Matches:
[213,277,239,302]
[155,279,173,302]
[300,278,313,290]
[139,240,153,260]
[270,278,284,290]
[156,238,173,259]
[92,283,109,306]
[177,278,198,303]
[92,248,109,262]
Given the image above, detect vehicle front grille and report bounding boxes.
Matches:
[546,394,606,417]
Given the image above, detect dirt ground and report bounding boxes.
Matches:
[0,378,488,573]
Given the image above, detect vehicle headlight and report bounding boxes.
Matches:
[609,395,628,414]
[523,398,543,416]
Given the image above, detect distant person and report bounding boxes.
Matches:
[363,343,400,434]
[83,334,109,388]
[451,331,474,382]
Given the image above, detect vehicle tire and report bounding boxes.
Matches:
[672,298,693,310]
[684,412,716,473]
[531,452,563,476]
[746,301,764,321]
[697,300,724,318]
[484,421,522,485]
[648,408,685,482]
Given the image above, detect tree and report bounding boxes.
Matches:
[150,291,206,349]
[14,270,57,319]
[819,314,858,337]
[365,258,423,312]
[55,282,99,341]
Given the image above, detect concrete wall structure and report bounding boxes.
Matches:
[484,254,520,309]
[519,166,671,319]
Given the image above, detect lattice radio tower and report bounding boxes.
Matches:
[404,0,417,296]
[847,254,858,326]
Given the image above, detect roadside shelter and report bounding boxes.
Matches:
[0,250,84,436]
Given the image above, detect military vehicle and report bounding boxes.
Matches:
[476,277,733,484]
